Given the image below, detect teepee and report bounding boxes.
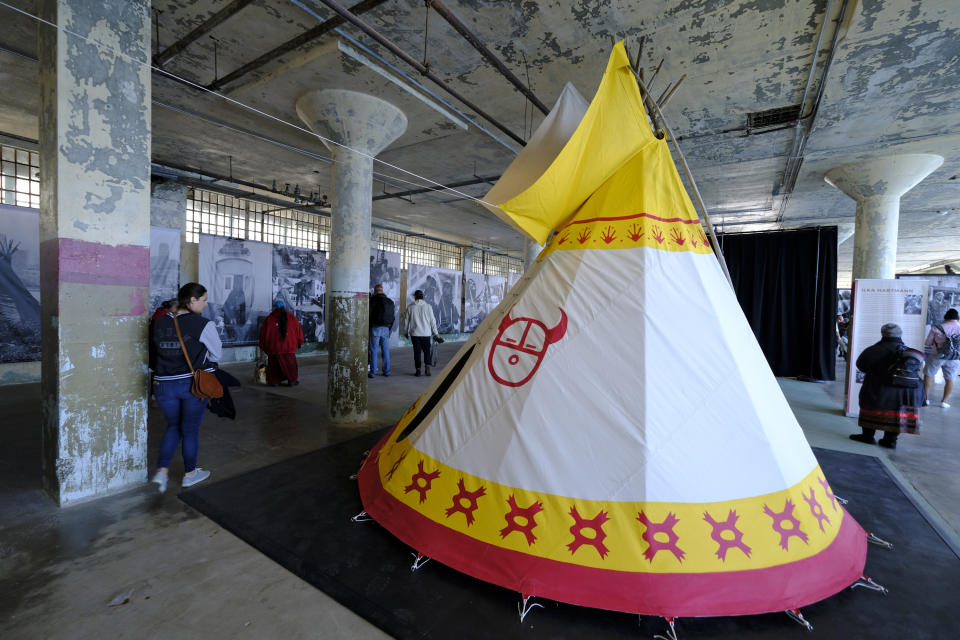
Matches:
[358,42,866,622]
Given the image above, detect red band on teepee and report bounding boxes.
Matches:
[358,437,866,618]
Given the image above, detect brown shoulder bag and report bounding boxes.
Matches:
[173,314,224,400]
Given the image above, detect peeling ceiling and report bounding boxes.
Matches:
[1,0,958,285]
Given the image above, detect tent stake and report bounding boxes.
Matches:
[410,552,431,571]
[351,510,372,522]
[851,575,889,594]
[786,608,814,631]
[653,616,679,640]
[867,532,894,549]
[517,594,543,623]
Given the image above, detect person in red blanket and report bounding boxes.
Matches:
[259,300,304,386]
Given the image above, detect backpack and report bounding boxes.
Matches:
[934,324,960,360]
[887,347,924,388]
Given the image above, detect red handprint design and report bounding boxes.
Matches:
[600,226,616,244]
[670,228,685,246]
[627,223,644,242]
[651,225,665,244]
[576,228,592,244]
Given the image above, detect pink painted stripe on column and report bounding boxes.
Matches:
[41,238,149,287]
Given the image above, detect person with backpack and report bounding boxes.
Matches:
[369,283,396,377]
[849,323,925,449]
[922,307,960,408]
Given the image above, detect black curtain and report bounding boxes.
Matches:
[719,227,837,380]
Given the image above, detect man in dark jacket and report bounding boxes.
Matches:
[369,283,396,377]
[850,323,925,449]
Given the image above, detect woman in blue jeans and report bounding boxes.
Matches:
[148,282,222,493]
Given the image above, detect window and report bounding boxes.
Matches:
[185,189,329,251]
[403,235,462,270]
[0,144,40,208]
[469,251,522,277]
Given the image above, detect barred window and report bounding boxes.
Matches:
[185,188,329,251]
[403,235,462,270]
[469,251,522,276]
[482,253,522,278]
[1,144,40,208]
[376,228,405,258]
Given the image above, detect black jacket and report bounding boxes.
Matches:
[369,293,396,329]
[207,369,242,420]
[857,336,924,411]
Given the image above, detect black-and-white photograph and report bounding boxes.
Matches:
[928,288,960,326]
[273,245,326,343]
[463,272,507,333]
[903,294,923,315]
[199,234,273,346]
[150,226,180,311]
[837,288,851,316]
[406,263,461,334]
[896,274,960,326]
[507,271,523,292]
[0,205,40,363]
[370,248,401,345]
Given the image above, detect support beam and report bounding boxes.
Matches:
[314,0,526,147]
[373,175,499,201]
[429,0,548,115]
[153,0,255,67]
[207,0,386,91]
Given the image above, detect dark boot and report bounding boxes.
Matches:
[878,434,898,449]
[849,433,876,445]
[415,369,421,377]
[425,366,431,376]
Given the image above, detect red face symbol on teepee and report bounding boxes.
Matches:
[488,308,567,387]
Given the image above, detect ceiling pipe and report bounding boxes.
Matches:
[374,175,500,201]
[153,0,256,67]
[312,0,527,147]
[774,0,849,223]
[207,0,386,91]
[428,0,548,115]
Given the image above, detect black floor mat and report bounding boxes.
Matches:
[180,432,959,639]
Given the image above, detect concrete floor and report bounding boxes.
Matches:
[2,346,958,638]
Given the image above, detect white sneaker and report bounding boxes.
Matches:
[942,402,951,409]
[182,468,211,487]
[923,399,930,407]
[151,471,168,494]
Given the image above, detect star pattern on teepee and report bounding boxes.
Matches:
[818,476,839,512]
[803,486,831,533]
[404,460,440,504]
[763,499,809,550]
[703,509,752,561]
[500,495,544,545]
[567,505,611,558]
[637,511,685,563]
[445,478,486,526]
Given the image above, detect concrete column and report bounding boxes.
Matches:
[825,154,943,280]
[296,90,406,423]
[38,0,152,505]
[524,238,544,272]
[463,248,479,275]
[150,180,194,284]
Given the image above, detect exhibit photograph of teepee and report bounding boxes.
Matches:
[357,42,876,631]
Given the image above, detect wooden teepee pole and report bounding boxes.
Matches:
[623,41,733,287]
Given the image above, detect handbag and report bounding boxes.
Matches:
[173,314,224,400]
